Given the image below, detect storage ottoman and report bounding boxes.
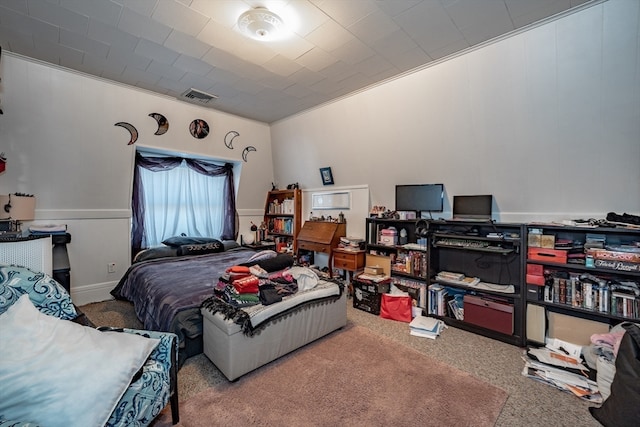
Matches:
[202,292,347,381]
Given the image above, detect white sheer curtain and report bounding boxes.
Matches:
[138,160,227,247]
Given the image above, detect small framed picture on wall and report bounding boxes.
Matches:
[319,167,334,185]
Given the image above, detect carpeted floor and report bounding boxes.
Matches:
[80,299,602,427]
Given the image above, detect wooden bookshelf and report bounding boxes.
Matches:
[263,189,302,252]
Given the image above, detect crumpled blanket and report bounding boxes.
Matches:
[201,275,344,336]
[591,329,627,359]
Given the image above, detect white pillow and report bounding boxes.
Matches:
[0,295,159,427]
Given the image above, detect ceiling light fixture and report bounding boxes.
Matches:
[237,7,284,41]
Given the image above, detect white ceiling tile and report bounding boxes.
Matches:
[173,54,213,75]
[164,30,210,58]
[269,33,314,60]
[259,73,293,90]
[444,0,509,31]
[460,13,515,46]
[296,46,337,72]
[352,53,395,77]
[82,51,125,75]
[0,0,28,14]
[510,0,572,28]
[348,10,400,43]
[118,7,172,44]
[88,19,139,51]
[0,7,59,40]
[375,0,423,17]
[206,66,242,86]
[318,59,357,81]
[60,28,110,58]
[121,64,161,85]
[157,76,191,93]
[288,66,325,86]
[152,0,209,37]
[59,0,122,26]
[29,0,88,34]
[134,38,179,64]
[190,0,247,28]
[372,29,418,57]
[33,36,83,64]
[305,16,355,51]
[107,46,152,70]
[315,0,378,27]
[227,39,278,65]
[196,19,246,51]
[147,59,187,81]
[282,82,314,98]
[330,37,375,65]
[0,0,595,122]
[385,46,431,72]
[287,0,329,37]
[118,0,158,17]
[262,54,303,77]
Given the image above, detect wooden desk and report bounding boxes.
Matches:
[333,248,365,296]
[296,221,346,277]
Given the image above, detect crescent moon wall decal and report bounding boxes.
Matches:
[114,122,139,145]
[224,130,239,149]
[149,113,169,135]
[241,146,256,162]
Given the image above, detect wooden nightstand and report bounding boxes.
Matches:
[333,248,366,296]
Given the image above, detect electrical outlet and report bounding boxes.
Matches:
[107,262,116,273]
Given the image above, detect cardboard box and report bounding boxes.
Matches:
[352,279,390,315]
[547,311,609,346]
[463,295,514,335]
[528,233,542,248]
[365,254,391,276]
[528,248,568,264]
[540,234,556,249]
[378,228,398,246]
[364,266,384,275]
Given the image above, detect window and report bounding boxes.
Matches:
[131,151,237,254]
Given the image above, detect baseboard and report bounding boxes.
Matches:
[71,281,117,306]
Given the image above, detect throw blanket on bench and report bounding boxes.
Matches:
[201,276,344,336]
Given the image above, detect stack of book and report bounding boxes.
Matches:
[409,315,446,339]
[338,236,365,251]
[522,338,602,404]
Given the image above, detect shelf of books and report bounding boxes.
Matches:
[428,221,526,346]
[525,224,640,326]
[263,189,301,252]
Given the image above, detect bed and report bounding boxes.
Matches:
[111,240,347,369]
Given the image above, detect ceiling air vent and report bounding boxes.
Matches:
[178,88,218,106]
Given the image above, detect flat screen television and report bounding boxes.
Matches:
[452,195,493,220]
[395,184,444,214]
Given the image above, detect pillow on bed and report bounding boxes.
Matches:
[0,264,77,320]
[177,241,224,256]
[222,240,241,251]
[242,253,295,272]
[162,235,223,247]
[0,294,159,427]
[133,246,179,263]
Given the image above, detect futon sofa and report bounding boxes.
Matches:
[0,264,179,427]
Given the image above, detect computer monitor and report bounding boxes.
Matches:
[395,184,444,214]
[452,195,493,221]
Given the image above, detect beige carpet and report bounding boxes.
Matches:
[153,324,507,427]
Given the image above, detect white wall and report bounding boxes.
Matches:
[0,54,275,304]
[270,0,640,223]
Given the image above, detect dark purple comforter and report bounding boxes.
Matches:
[111,247,255,351]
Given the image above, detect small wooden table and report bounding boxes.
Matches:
[332,248,365,296]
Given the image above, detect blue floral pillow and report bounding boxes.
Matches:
[0,264,77,319]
